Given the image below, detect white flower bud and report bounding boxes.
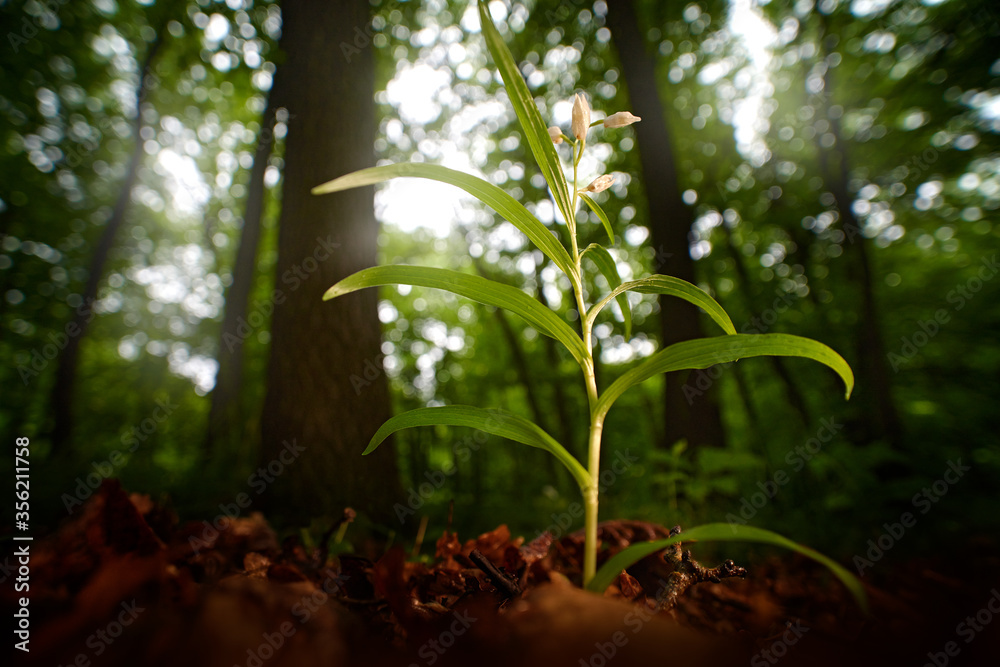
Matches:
[548,126,563,144]
[572,94,591,142]
[603,111,641,128]
[581,174,615,194]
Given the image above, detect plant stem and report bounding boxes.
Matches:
[578,295,600,587]
[567,132,603,586]
[583,414,604,584]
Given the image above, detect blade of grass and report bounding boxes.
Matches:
[478,0,574,225]
[324,265,588,365]
[585,523,868,613]
[587,275,735,336]
[595,334,854,420]
[364,405,590,489]
[313,162,575,279]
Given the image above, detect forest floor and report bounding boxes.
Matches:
[11,480,1000,667]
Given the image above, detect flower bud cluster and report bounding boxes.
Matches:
[548,94,640,200]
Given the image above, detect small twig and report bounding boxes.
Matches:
[469,548,521,600]
[654,525,747,611]
[337,597,387,607]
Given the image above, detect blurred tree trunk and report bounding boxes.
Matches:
[818,33,903,449]
[204,78,282,456]
[605,0,726,450]
[48,23,167,453]
[259,0,402,519]
[719,224,811,429]
[534,260,576,456]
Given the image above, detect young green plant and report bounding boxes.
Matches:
[315,1,864,610]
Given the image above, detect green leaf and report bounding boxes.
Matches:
[579,193,615,246]
[324,265,588,365]
[587,275,735,337]
[312,163,575,279]
[365,405,590,490]
[478,1,574,226]
[581,244,631,339]
[595,333,853,420]
[585,523,868,613]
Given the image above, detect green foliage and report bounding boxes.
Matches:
[596,333,852,421]
[476,0,574,226]
[314,163,575,276]
[318,0,856,588]
[586,274,737,337]
[324,264,588,363]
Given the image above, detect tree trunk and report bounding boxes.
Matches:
[819,36,903,448]
[258,0,402,520]
[534,260,577,457]
[205,80,282,457]
[720,225,811,428]
[48,24,167,453]
[605,0,726,450]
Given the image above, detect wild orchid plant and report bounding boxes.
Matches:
[315,1,865,608]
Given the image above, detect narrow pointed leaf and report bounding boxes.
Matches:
[324,265,587,364]
[313,163,575,278]
[478,1,574,225]
[587,275,735,337]
[579,193,615,246]
[595,334,853,419]
[581,244,631,339]
[586,523,868,613]
[364,406,590,489]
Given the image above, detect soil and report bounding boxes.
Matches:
[9,480,1000,666]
